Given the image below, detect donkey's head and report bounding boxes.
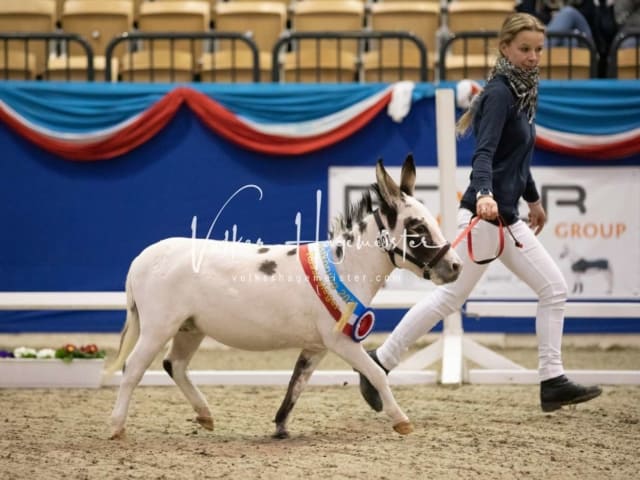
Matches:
[373,154,462,285]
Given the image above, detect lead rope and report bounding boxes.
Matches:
[452,215,522,265]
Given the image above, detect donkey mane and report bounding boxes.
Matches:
[329,183,397,240]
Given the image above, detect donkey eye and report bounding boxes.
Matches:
[413,224,428,235]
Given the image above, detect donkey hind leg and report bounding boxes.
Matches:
[273,349,327,439]
[110,327,176,440]
[329,337,413,435]
[163,328,214,431]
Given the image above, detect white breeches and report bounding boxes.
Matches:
[378,208,568,381]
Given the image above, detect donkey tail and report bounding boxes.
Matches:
[104,273,140,378]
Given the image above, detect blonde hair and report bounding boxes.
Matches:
[455,13,546,136]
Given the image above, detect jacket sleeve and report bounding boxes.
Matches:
[469,84,510,193]
[523,170,540,204]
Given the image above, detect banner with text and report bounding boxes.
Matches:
[329,166,639,300]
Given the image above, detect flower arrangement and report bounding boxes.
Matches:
[0,344,106,363]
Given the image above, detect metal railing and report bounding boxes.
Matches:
[272,31,429,83]
[439,31,598,81]
[607,29,640,79]
[438,30,497,82]
[105,32,260,83]
[0,32,94,81]
[1,29,627,82]
[544,31,598,79]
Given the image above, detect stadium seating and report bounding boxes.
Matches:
[122,1,210,82]
[540,46,593,79]
[440,52,496,80]
[51,0,132,81]
[0,0,629,82]
[0,0,57,78]
[119,49,194,82]
[363,1,440,82]
[439,1,511,80]
[53,0,64,24]
[616,48,640,79]
[609,32,640,79]
[230,0,290,9]
[200,49,263,82]
[0,52,38,80]
[201,1,286,81]
[291,0,363,54]
[137,0,210,55]
[149,0,217,26]
[283,0,363,82]
[4,0,60,31]
[445,1,512,55]
[45,54,117,81]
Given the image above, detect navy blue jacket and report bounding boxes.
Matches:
[460,74,540,225]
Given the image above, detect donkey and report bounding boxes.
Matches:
[105,154,462,440]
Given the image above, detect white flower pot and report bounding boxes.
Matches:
[0,358,104,388]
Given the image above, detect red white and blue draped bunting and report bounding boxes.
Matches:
[0,80,638,161]
[529,80,640,159]
[456,79,640,160]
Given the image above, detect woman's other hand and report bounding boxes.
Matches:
[528,200,546,235]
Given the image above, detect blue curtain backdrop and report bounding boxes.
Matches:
[1,81,638,333]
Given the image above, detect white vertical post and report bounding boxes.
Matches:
[435,88,463,384]
[435,87,458,265]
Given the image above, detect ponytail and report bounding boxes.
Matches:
[456,109,474,137]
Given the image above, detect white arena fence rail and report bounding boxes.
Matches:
[0,290,638,387]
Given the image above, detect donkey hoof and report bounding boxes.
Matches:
[272,425,290,439]
[272,430,290,440]
[109,428,126,440]
[393,421,414,435]
[196,416,214,431]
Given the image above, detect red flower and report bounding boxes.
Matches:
[81,344,98,354]
[64,344,76,353]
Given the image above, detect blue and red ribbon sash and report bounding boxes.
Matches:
[298,242,375,342]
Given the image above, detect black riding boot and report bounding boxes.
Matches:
[540,374,603,412]
[356,349,388,412]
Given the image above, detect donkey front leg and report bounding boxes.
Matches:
[329,337,413,435]
[273,348,327,439]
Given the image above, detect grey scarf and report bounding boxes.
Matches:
[488,57,539,124]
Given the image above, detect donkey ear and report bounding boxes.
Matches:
[400,153,416,196]
[376,158,401,204]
